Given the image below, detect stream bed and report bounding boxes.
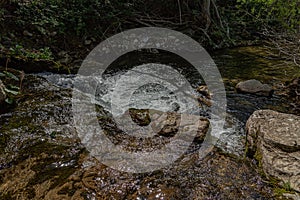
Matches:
[0,46,299,199]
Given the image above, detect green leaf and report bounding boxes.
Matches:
[4,71,19,81]
[0,72,5,77]
[8,84,20,90]
[5,98,14,104]
[4,88,19,95]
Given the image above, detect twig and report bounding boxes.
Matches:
[5,57,9,71]
[262,28,300,67]
[177,0,182,24]
[19,70,25,91]
[211,0,224,31]
[198,27,214,46]
[134,18,153,27]
[140,18,189,26]
[203,0,211,30]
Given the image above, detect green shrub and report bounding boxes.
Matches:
[237,0,300,32]
[14,0,135,37]
[9,45,53,60]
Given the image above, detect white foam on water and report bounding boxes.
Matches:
[37,66,245,156]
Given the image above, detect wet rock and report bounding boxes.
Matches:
[1,148,276,199]
[197,85,212,107]
[151,111,179,137]
[197,85,211,99]
[0,75,285,199]
[153,112,209,140]
[105,109,209,152]
[129,108,151,126]
[287,77,300,99]
[246,110,300,192]
[197,96,212,107]
[236,79,273,96]
[0,75,84,199]
[127,109,209,139]
[0,80,6,104]
[286,77,300,114]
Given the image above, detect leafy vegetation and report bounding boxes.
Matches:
[9,45,53,60]
[0,0,298,68]
[0,68,24,105]
[237,0,300,31]
[11,0,134,37]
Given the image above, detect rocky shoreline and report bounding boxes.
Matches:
[0,73,299,199]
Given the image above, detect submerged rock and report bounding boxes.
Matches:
[0,74,280,199]
[0,75,84,199]
[236,79,273,97]
[100,108,210,153]
[246,110,300,192]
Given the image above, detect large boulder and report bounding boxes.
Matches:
[246,110,300,192]
[0,80,6,104]
[236,79,273,97]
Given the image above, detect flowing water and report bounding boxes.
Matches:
[1,46,299,199]
[37,46,298,156]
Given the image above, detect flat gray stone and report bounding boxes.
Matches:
[236,79,273,96]
[246,110,300,192]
